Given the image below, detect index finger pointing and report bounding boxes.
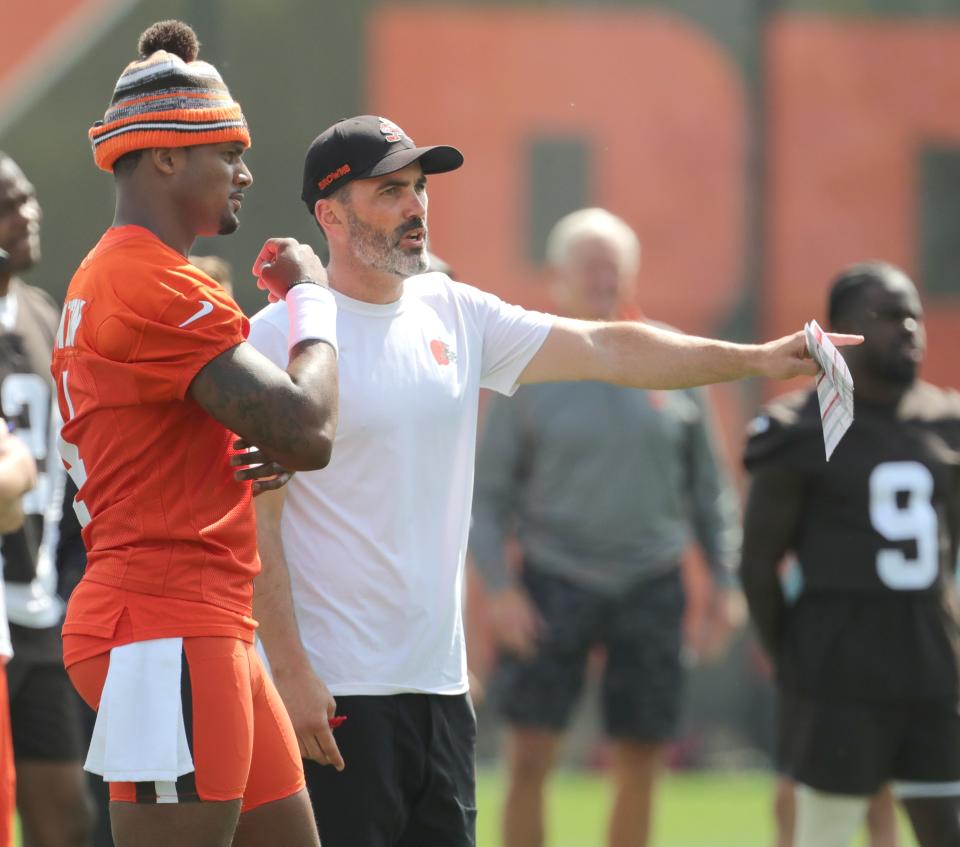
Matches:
[825,333,864,347]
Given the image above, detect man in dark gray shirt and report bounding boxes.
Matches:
[469,208,741,847]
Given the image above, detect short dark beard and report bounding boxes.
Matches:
[345,207,427,278]
[218,214,239,236]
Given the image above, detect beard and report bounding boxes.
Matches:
[218,212,240,236]
[345,208,427,278]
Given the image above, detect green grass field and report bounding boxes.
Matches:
[9,768,920,846]
[476,768,919,847]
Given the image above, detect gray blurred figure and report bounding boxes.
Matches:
[469,207,742,847]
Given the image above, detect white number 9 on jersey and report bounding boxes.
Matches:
[869,461,939,590]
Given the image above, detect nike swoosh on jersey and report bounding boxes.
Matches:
[178,301,214,328]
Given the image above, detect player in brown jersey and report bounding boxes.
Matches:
[742,261,960,847]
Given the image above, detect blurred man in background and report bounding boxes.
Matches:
[742,262,960,847]
[468,208,742,847]
[0,151,95,847]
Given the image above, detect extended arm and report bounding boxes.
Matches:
[253,486,343,769]
[189,238,339,471]
[740,463,805,660]
[520,319,861,388]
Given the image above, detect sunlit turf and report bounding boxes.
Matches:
[476,767,919,847]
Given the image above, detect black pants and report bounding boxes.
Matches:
[304,693,476,847]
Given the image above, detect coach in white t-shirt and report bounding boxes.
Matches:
[247,115,860,847]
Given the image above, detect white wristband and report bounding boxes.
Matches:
[285,284,338,358]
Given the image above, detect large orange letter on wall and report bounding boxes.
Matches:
[367,8,746,334]
[766,17,960,387]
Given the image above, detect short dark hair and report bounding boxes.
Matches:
[313,182,352,248]
[329,181,352,206]
[827,261,905,326]
[112,149,144,178]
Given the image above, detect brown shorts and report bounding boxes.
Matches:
[67,637,303,812]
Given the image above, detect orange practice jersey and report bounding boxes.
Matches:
[51,226,259,665]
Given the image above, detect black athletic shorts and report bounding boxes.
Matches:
[494,566,685,742]
[778,689,960,795]
[304,692,476,847]
[7,655,87,762]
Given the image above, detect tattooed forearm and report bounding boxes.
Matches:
[189,340,338,471]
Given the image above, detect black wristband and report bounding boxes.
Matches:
[287,278,324,289]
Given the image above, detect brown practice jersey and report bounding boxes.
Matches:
[0,280,65,661]
[744,383,960,701]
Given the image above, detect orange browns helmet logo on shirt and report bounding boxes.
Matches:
[430,339,457,366]
[379,118,409,144]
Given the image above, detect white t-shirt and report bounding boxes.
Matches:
[248,272,553,695]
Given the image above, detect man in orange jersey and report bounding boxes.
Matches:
[0,421,36,847]
[51,20,338,847]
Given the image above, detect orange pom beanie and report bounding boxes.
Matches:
[89,20,250,172]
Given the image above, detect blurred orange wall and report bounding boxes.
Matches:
[368,7,746,336]
[369,8,960,391]
[765,17,960,390]
[0,0,132,133]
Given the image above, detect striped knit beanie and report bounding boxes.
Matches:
[89,20,250,172]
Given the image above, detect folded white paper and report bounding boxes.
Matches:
[805,320,855,460]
